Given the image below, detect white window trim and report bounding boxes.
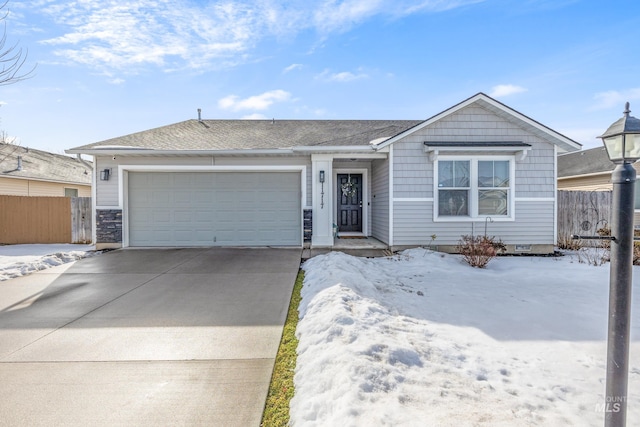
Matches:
[433,155,515,222]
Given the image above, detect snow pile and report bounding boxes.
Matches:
[291,249,640,426]
[0,244,97,281]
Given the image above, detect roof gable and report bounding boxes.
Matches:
[376,93,582,153]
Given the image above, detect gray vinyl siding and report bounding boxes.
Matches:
[392,104,556,199]
[371,158,389,244]
[393,200,555,245]
[95,155,312,207]
[96,156,122,207]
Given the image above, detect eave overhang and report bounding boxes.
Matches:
[66,145,383,157]
[423,141,532,161]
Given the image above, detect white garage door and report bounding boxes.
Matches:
[128,172,301,247]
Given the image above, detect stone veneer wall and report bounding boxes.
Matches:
[96,208,310,245]
[96,209,122,243]
[303,209,312,242]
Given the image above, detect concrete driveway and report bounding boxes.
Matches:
[0,247,301,426]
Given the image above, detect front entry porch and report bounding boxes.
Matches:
[303,236,389,259]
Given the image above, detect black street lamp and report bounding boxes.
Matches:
[599,102,640,427]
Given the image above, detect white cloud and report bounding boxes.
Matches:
[218,90,292,112]
[242,113,268,119]
[592,88,640,111]
[313,0,484,33]
[317,69,368,82]
[283,63,303,73]
[31,1,485,75]
[489,84,528,98]
[37,0,259,73]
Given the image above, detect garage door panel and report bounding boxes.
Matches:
[151,174,171,186]
[192,191,213,204]
[128,172,301,247]
[174,211,194,223]
[174,192,193,204]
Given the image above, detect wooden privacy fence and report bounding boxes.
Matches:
[71,197,92,244]
[0,196,92,244]
[557,190,612,241]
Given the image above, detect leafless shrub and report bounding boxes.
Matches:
[457,235,506,268]
[557,232,583,251]
[596,226,640,266]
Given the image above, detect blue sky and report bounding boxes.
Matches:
[2,0,640,154]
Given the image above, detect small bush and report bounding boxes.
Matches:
[597,226,640,265]
[557,233,583,250]
[457,234,506,268]
[576,247,609,266]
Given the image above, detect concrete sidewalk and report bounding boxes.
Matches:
[0,247,301,426]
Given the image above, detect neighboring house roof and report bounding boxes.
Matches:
[0,143,92,185]
[557,146,614,179]
[67,120,423,153]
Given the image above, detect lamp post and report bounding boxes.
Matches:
[599,102,640,427]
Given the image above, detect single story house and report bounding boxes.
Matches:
[0,143,92,197]
[67,93,581,253]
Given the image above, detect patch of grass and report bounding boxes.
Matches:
[260,269,303,427]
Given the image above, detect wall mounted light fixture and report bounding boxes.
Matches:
[100,168,111,181]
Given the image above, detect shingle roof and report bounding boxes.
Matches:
[67,119,424,152]
[557,146,614,178]
[0,143,92,184]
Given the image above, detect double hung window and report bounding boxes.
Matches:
[436,157,512,219]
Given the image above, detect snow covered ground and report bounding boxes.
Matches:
[291,249,640,426]
[0,244,97,281]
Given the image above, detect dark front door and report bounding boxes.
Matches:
[337,173,363,232]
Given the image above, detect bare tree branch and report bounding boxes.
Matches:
[0,0,35,86]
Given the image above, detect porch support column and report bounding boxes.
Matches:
[311,154,334,247]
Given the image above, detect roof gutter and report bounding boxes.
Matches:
[66,146,379,156]
[0,174,91,186]
[558,170,614,180]
[65,148,298,156]
[75,154,93,171]
[291,146,377,153]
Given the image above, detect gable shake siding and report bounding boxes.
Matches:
[391,104,557,247]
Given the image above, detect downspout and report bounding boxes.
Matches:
[2,155,23,173]
[76,154,92,171]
